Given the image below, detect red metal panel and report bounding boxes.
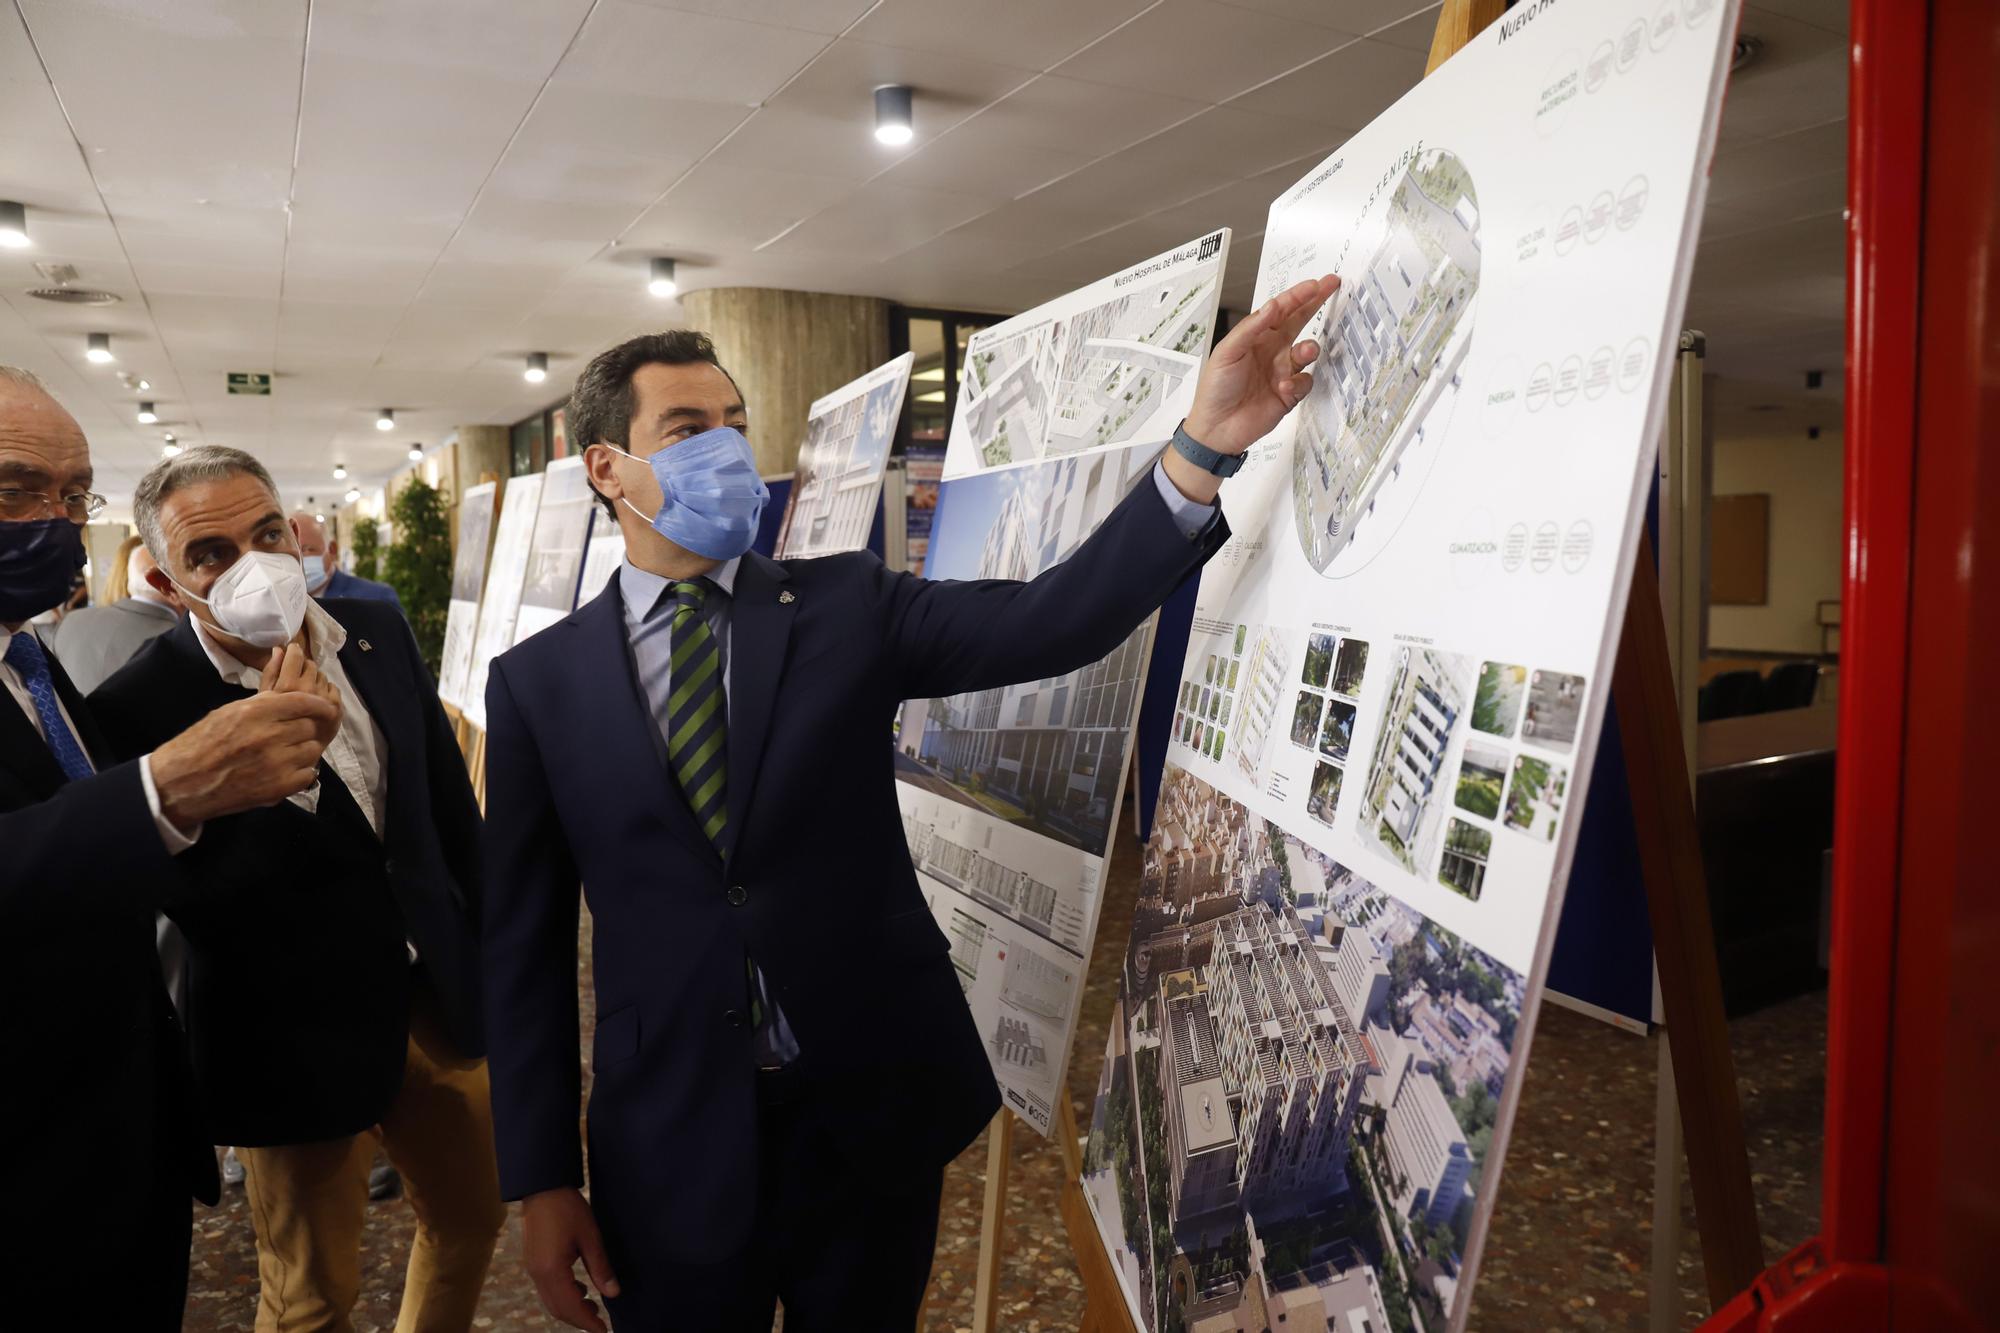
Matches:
[1884,0,2000,1313]
[1822,0,1925,1267]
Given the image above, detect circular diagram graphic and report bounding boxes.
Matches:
[1292,148,1481,577]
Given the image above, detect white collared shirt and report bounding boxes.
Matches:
[192,600,389,838]
[1,622,194,853]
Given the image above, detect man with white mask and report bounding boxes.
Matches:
[289,510,404,611]
[90,445,505,1332]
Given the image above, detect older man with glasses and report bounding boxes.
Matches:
[0,366,343,1330]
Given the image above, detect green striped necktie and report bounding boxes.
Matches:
[664,579,728,847]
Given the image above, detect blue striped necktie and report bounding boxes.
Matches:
[6,632,92,782]
[663,580,728,847]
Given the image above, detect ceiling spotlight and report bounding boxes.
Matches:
[649,257,677,299]
[407,444,424,462]
[137,378,150,392]
[0,200,27,249]
[162,432,175,445]
[86,332,114,364]
[874,84,914,146]
[333,463,348,480]
[376,408,394,431]
[344,487,360,505]
[524,352,548,384]
[136,401,157,424]
[314,511,325,523]
[161,441,181,458]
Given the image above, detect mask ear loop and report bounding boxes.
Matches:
[595,442,663,526]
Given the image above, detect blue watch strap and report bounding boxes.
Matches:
[1171,420,1245,478]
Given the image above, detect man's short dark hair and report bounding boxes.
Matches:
[569,329,738,519]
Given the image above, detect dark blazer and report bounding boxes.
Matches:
[50,594,179,693]
[324,568,404,611]
[0,639,217,1310]
[90,598,483,1146]
[482,474,1227,1269]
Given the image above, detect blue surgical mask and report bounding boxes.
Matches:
[301,553,329,592]
[606,427,769,561]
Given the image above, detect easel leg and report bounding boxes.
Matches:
[971,1111,1013,1333]
[1650,1029,1685,1333]
[1615,533,1763,1304]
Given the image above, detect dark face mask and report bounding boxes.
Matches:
[0,516,87,624]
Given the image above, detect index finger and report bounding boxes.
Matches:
[1271,273,1341,345]
[258,650,282,693]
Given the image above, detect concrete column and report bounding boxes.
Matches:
[679,288,891,475]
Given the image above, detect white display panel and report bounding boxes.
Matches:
[896,440,1162,1135]
[773,352,915,560]
[437,482,496,709]
[942,230,1230,480]
[512,458,594,646]
[462,472,543,730]
[1083,3,1738,1329]
[574,506,625,609]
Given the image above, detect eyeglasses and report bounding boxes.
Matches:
[0,489,108,523]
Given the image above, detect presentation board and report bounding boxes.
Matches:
[437,481,496,709]
[773,352,914,560]
[1080,4,1738,1330]
[462,471,543,730]
[575,505,625,609]
[942,230,1230,480]
[897,441,1166,1136]
[512,457,594,645]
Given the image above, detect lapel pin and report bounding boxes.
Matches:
[778,590,796,605]
[358,638,373,652]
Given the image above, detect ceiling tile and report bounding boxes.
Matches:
[1718,9,1848,143]
[557,2,831,108]
[1051,0,1358,105]
[848,0,1155,72]
[625,0,877,35]
[947,75,1207,161]
[626,160,860,253]
[1214,0,1436,36]
[874,122,1098,201]
[1226,36,1425,128]
[756,184,997,263]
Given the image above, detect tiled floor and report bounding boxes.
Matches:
[183,820,1825,1331]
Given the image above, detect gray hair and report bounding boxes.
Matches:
[0,365,52,396]
[133,444,280,567]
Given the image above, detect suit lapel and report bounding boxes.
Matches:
[574,582,718,864]
[723,552,794,861]
[329,610,404,819]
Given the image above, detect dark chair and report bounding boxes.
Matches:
[1763,661,1822,712]
[1702,668,1767,720]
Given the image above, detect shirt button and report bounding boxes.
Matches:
[727,885,748,906]
[724,1009,746,1028]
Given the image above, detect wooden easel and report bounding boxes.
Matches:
[1035,2,1765,1329]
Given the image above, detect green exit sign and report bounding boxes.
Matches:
[227,372,271,395]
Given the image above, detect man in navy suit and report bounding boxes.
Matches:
[291,512,405,611]
[482,275,1340,1331]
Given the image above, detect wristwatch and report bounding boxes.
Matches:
[1171,420,1245,478]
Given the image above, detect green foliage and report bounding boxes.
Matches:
[350,519,381,582]
[383,478,452,676]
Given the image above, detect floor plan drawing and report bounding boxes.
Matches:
[945,231,1230,479]
[1294,149,1481,574]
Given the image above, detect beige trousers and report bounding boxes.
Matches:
[237,1013,507,1333]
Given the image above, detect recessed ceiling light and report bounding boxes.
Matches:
[874,85,914,146]
[376,409,394,431]
[162,441,181,458]
[314,511,325,523]
[407,444,424,462]
[344,487,360,505]
[649,257,677,299]
[333,463,347,480]
[86,332,114,364]
[524,352,548,384]
[136,401,157,424]
[0,201,28,249]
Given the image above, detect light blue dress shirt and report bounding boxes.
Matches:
[614,459,1217,1067]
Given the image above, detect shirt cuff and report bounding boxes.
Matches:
[1152,458,1221,539]
[140,752,201,855]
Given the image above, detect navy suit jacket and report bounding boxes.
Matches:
[92,598,483,1145]
[324,568,404,611]
[0,642,216,1308]
[482,471,1228,1267]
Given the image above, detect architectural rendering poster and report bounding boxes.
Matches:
[512,457,595,645]
[773,351,915,559]
[1081,2,1739,1329]
[941,230,1230,480]
[437,481,496,709]
[896,440,1163,1134]
[461,471,543,731]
